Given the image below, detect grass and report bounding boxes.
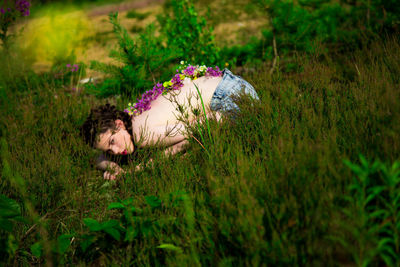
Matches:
[0,36,400,265]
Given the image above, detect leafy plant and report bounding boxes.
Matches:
[89,0,222,98]
[225,0,400,70]
[0,0,31,50]
[76,195,165,256]
[53,192,197,263]
[334,155,400,266]
[158,0,220,65]
[0,194,26,262]
[88,13,177,97]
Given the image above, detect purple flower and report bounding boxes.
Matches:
[183,65,196,76]
[125,64,222,116]
[206,66,222,77]
[15,0,31,17]
[171,74,183,90]
[129,83,167,114]
[0,8,5,14]
[66,63,79,72]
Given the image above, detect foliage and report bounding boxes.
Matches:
[88,0,221,98]
[225,0,400,68]
[78,195,166,259]
[88,13,177,97]
[158,0,220,65]
[0,0,31,50]
[333,155,400,266]
[341,0,400,34]
[26,193,191,264]
[220,37,266,67]
[88,0,222,98]
[0,194,26,262]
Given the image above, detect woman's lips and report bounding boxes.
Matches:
[121,150,127,155]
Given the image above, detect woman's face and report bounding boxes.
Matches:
[95,120,134,155]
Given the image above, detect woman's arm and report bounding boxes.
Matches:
[135,139,189,172]
[164,139,189,156]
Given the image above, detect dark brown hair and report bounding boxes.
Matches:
[80,104,133,147]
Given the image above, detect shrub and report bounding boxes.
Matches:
[0,0,31,50]
[225,0,400,70]
[158,0,220,65]
[88,13,177,97]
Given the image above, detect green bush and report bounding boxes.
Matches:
[224,0,400,69]
[158,0,220,65]
[334,155,400,266]
[89,0,222,98]
[88,13,177,97]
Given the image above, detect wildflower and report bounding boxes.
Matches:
[125,63,223,117]
[0,8,5,14]
[15,0,31,17]
[66,63,79,72]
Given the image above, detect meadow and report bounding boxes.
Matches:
[1,0,400,266]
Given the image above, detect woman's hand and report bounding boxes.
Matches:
[135,158,154,172]
[103,165,125,180]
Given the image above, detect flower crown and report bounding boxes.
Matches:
[124,62,223,117]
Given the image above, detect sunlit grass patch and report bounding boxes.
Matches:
[19,10,93,66]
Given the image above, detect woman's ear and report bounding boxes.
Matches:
[115,119,126,130]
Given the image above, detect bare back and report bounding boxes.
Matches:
[131,76,223,147]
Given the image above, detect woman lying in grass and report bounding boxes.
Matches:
[81,64,259,180]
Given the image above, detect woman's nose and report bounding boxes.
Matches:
[111,146,119,155]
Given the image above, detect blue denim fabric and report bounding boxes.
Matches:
[210,68,259,115]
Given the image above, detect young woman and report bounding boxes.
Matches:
[81,66,259,180]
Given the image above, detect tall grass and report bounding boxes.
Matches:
[0,37,399,265]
